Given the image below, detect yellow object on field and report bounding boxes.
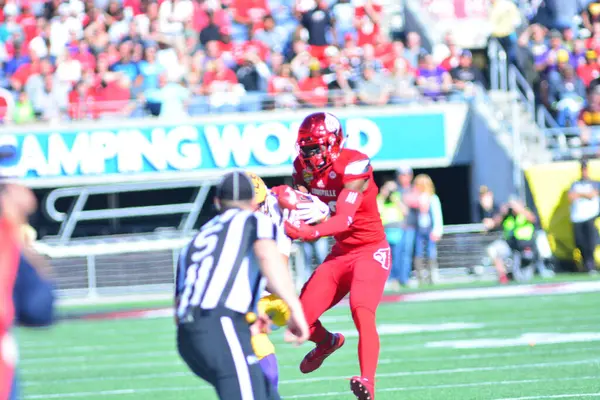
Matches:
[246,312,257,324]
[525,160,600,266]
[251,333,276,360]
[257,294,290,328]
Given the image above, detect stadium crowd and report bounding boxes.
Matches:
[0,0,487,123]
[502,0,600,151]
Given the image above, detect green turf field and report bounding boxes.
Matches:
[16,290,600,400]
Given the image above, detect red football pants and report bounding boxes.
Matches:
[299,240,391,384]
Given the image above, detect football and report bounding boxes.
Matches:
[272,185,314,211]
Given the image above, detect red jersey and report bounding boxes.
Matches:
[292,148,386,248]
[0,217,19,400]
[355,4,382,46]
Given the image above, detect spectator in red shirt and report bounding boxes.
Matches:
[233,29,270,65]
[577,50,600,87]
[193,0,229,32]
[16,4,37,47]
[202,57,239,94]
[95,74,134,117]
[75,40,96,71]
[440,37,462,72]
[354,0,382,47]
[296,58,328,108]
[229,0,269,40]
[123,0,143,17]
[373,32,394,71]
[202,57,244,112]
[68,77,95,120]
[10,52,41,91]
[585,22,600,52]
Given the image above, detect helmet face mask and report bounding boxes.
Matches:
[299,144,327,170]
[297,112,344,172]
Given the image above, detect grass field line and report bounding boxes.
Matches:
[18,313,600,353]
[20,310,600,349]
[19,322,600,359]
[282,358,600,385]
[22,357,600,397]
[285,376,599,399]
[18,322,600,364]
[494,393,600,400]
[22,374,599,399]
[22,344,600,386]
[23,307,598,340]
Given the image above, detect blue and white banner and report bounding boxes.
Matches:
[0,104,468,188]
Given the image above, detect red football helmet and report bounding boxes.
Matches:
[296,112,345,172]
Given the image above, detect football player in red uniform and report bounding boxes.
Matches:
[283,112,390,400]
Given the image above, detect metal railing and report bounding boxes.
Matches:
[488,38,543,199]
[541,126,600,160]
[45,179,216,244]
[488,39,508,92]
[37,223,499,301]
[1,85,477,126]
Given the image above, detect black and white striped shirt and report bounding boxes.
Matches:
[175,208,277,320]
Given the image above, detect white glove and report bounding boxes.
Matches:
[295,196,330,225]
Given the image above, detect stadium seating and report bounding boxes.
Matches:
[0,0,485,123]
[512,0,600,159]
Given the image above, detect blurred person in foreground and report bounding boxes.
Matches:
[568,159,600,275]
[377,180,406,292]
[175,171,308,400]
[0,147,55,400]
[412,174,444,285]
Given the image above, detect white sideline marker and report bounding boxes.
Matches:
[493,394,600,400]
[339,322,485,338]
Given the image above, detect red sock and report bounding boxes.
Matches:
[309,320,331,344]
[352,307,379,383]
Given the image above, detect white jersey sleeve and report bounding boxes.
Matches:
[265,192,292,258]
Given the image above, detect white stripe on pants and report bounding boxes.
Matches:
[220,316,254,400]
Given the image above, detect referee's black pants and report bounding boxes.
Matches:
[177,307,280,400]
[573,217,599,272]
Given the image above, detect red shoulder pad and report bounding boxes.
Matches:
[338,150,371,183]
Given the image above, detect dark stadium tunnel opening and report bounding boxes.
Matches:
[374,166,472,225]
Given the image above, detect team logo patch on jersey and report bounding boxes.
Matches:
[373,248,391,270]
[329,171,337,179]
[303,169,314,182]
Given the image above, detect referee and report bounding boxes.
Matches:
[175,171,309,400]
[568,159,600,274]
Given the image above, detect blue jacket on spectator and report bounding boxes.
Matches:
[10,254,55,400]
[13,254,55,327]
